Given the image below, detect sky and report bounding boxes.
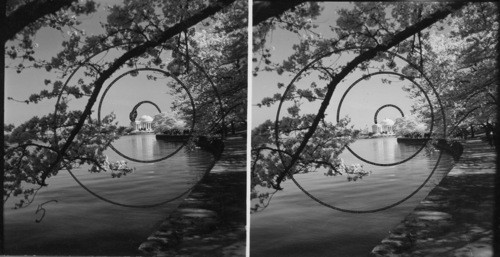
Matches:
[5,2,429,130]
[251,2,420,130]
[4,0,178,127]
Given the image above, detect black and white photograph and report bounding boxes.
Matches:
[2,0,247,256]
[2,1,499,257]
[251,1,497,256]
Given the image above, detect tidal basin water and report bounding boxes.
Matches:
[4,134,214,256]
[251,137,455,257]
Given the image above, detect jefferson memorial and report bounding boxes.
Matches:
[372,118,395,134]
[131,115,154,132]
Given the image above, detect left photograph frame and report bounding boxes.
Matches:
[2,0,247,255]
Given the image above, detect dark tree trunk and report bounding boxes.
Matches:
[253,1,306,26]
[3,0,77,41]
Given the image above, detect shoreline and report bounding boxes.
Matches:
[371,139,495,256]
[138,136,246,256]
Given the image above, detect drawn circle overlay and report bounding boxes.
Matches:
[51,49,223,208]
[98,68,196,163]
[273,49,447,213]
[130,100,162,119]
[374,104,404,124]
[336,71,434,167]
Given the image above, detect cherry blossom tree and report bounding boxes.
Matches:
[3,0,240,211]
[2,1,98,251]
[168,0,247,137]
[251,2,469,212]
[151,112,186,133]
[393,117,427,137]
[402,2,498,137]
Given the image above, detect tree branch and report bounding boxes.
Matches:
[274,1,468,189]
[253,1,306,26]
[41,0,237,184]
[3,0,77,42]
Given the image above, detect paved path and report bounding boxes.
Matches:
[371,139,495,257]
[139,136,246,256]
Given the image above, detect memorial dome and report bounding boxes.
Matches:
[139,115,153,123]
[380,118,394,126]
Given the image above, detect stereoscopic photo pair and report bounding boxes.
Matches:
[2,1,498,256]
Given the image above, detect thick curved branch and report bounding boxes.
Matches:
[41,0,236,184]
[274,1,469,188]
[253,1,306,26]
[3,0,77,42]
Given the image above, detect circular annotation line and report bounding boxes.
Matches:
[63,67,202,208]
[336,71,434,167]
[374,104,404,124]
[77,68,198,207]
[273,48,446,213]
[290,151,443,213]
[53,47,225,208]
[66,153,218,208]
[129,100,162,122]
[98,68,196,163]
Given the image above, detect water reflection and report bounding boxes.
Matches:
[375,137,397,162]
[112,134,184,160]
[251,138,454,257]
[349,137,415,163]
[4,134,213,256]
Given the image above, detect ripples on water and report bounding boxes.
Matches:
[4,134,214,256]
[251,137,454,257]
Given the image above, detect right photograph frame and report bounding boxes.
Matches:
[250,2,498,256]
